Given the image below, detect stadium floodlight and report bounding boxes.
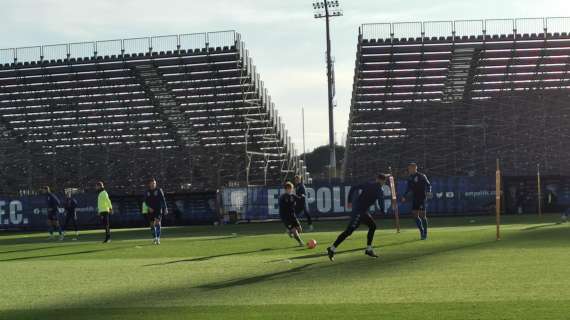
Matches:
[312,0,342,181]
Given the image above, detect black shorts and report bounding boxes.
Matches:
[412,198,427,211]
[294,201,306,215]
[282,215,301,230]
[346,210,375,232]
[47,209,58,221]
[148,212,163,221]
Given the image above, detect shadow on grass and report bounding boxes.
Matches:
[143,247,279,267]
[197,263,317,290]
[521,223,559,231]
[1,216,568,317]
[0,222,568,318]
[0,245,150,262]
[281,239,421,261]
[0,244,80,255]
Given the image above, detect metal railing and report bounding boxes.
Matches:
[0,30,237,65]
[361,17,570,40]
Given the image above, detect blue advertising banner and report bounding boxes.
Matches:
[0,192,218,230]
[222,176,497,221]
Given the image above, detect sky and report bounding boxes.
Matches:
[1,0,569,152]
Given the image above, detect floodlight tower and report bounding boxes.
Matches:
[313,0,342,181]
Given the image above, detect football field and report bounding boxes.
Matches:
[0,215,568,320]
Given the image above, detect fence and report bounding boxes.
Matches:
[0,30,237,65]
[0,191,218,230]
[221,176,570,221]
[361,17,570,40]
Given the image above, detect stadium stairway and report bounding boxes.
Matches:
[442,47,478,102]
[132,64,197,147]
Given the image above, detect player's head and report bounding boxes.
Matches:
[294,175,302,184]
[284,182,294,194]
[376,174,387,184]
[95,181,104,191]
[407,163,418,174]
[42,186,50,194]
[147,178,157,190]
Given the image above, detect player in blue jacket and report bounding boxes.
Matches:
[401,163,432,240]
[43,186,63,241]
[327,174,387,261]
[144,178,168,245]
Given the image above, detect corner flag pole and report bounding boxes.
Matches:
[537,164,542,217]
[388,166,400,233]
[495,159,501,241]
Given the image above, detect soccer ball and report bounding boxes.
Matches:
[307,239,317,249]
[561,214,568,223]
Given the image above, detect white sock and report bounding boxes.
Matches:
[367,245,373,251]
[330,246,336,252]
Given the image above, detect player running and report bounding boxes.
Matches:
[380,178,392,215]
[96,181,113,243]
[279,182,304,247]
[401,163,432,240]
[294,175,314,231]
[43,186,63,241]
[63,193,79,240]
[327,174,387,261]
[144,178,168,245]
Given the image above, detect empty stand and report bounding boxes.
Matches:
[0,31,305,195]
[344,18,570,181]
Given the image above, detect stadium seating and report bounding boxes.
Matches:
[0,31,305,195]
[344,18,570,180]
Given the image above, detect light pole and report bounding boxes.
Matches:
[313,0,342,181]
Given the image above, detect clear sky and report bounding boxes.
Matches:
[1,0,569,152]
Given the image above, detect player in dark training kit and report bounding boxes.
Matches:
[327,174,387,261]
[144,178,168,245]
[279,182,304,247]
[294,175,314,231]
[401,163,432,240]
[63,193,79,240]
[43,186,63,241]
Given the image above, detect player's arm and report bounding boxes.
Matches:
[298,184,306,199]
[104,192,113,213]
[401,179,412,202]
[347,184,363,209]
[53,194,62,208]
[278,194,287,218]
[423,174,433,198]
[144,192,154,214]
[159,189,168,215]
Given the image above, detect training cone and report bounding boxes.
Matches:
[307,239,317,249]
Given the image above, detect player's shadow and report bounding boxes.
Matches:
[521,223,559,231]
[270,239,419,262]
[143,247,279,267]
[0,245,148,262]
[198,263,317,290]
[0,244,79,255]
[187,235,240,242]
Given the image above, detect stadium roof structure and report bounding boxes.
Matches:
[0,31,307,195]
[344,17,570,180]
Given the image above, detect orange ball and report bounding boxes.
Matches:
[306,239,317,249]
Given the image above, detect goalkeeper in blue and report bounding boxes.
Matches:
[144,178,168,245]
[401,163,432,240]
[327,174,387,261]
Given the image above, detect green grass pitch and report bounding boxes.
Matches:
[0,214,568,320]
